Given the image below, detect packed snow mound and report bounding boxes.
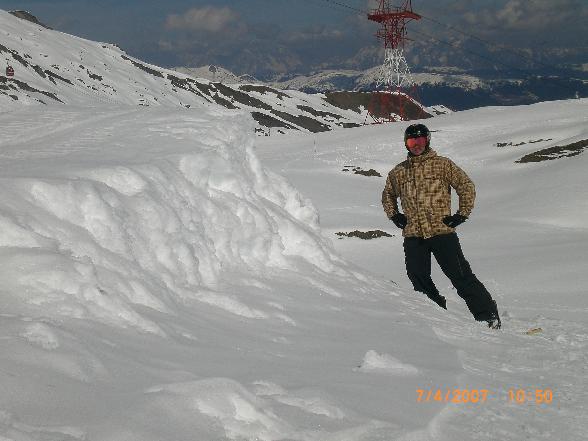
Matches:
[357,350,419,375]
[0,103,456,441]
[0,104,346,332]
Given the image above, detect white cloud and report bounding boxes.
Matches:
[463,0,587,31]
[165,6,241,33]
[286,26,345,43]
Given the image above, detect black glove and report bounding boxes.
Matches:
[443,213,468,228]
[390,213,407,229]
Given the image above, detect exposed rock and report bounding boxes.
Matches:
[9,11,51,29]
[251,112,298,130]
[270,110,331,133]
[324,91,432,120]
[335,230,393,240]
[121,55,164,78]
[516,139,588,163]
[342,166,382,177]
[239,85,291,100]
[297,105,343,120]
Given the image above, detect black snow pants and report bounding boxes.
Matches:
[403,233,497,321]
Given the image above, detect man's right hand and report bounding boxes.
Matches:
[390,213,407,229]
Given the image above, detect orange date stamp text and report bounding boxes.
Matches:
[416,388,553,404]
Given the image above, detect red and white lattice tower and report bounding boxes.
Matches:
[367,0,421,123]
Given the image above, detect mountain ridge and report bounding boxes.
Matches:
[176,63,587,112]
[0,10,373,134]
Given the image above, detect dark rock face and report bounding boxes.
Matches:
[9,11,52,29]
[324,91,432,121]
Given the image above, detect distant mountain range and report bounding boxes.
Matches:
[177,64,588,112]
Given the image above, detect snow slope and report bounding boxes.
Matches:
[174,65,260,85]
[1,96,586,441]
[0,101,468,441]
[256,98,588,440]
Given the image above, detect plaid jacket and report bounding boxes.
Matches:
[382,149,476,238]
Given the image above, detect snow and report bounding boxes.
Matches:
[174,65,259,85]
[1,9,588,441]
[1,97,586,441]
[0,101,459,441]
[255,98,588,440]
[357,350,420,375]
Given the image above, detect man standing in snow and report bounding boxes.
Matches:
[382,124,501,329]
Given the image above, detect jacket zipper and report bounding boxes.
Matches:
[410,157,426,238]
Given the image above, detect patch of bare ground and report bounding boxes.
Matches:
[336,230,393,239]
[516,139,588,163]
[342,165,382,177]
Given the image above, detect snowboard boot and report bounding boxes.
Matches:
[430,295,447,310]
[486,300,501,330]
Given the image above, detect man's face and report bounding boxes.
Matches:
[405,136,428,156]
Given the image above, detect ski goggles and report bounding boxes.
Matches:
[405,136,428,149]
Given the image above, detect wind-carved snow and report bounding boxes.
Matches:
[21,322,60,350]
[0,105,343,333]
[0,98,433,441]
[0,100,460,441]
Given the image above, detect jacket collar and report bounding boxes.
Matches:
[408,148,437,164]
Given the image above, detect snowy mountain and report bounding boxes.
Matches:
[1,7,588,441]
[266,67,484,94]
[176,62,587,113]
[0,10,378,134]
[174,65,260,85]
[262,67,586,111]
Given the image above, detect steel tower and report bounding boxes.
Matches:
[367,0,422,123]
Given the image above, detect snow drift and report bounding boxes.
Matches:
[1,102,457,441]
[0,104,349,333]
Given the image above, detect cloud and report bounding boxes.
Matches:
[462,0,587,31]
[153,0,585,78]
[285,26,345,43]
[165,6,242,34]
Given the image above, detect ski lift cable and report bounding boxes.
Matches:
[315,0,364,13]
[268,0,582,95]
[293,0,363,18]
[306,0,578,75]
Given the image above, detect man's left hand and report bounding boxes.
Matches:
[443,213,468,228]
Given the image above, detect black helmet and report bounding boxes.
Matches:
[404,124,431,144]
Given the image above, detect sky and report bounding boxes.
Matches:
[1,0,587,79]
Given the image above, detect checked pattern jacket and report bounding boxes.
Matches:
[382,149,476,239]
